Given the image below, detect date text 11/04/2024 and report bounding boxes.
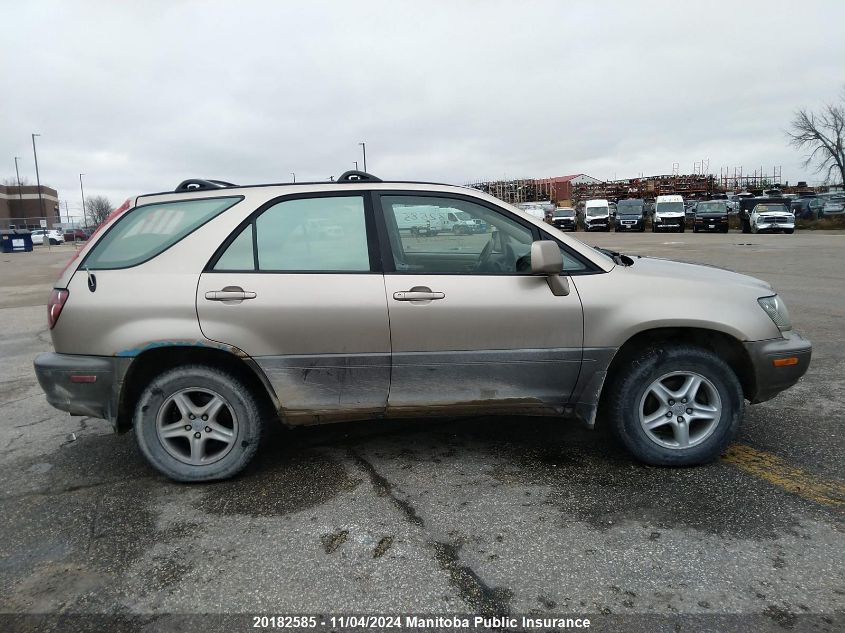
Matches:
[251,615,592,629]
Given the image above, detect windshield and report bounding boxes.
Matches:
[554,209,574,217]
[617,202,643,214]
[454,211,472,220]
[696,201,727,214]
[754,204,789,214]
[656,201,684,214]
[586,207,608,217]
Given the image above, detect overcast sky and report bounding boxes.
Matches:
[3,0,844,218]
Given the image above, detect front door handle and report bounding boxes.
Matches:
[393,286,445,302]
[205,286,257,301]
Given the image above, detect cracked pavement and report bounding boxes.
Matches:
[0,235,843,631]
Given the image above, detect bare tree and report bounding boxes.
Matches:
[2,176,30,186]
[788,89,845,186]
[85,195,114,227]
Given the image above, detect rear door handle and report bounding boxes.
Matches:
[393,286,445,302]
[205,286,257,301]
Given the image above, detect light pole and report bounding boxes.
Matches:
[31,133,45,222]
[354,160,358,171]
[358,142,367,172]
[13,157,23,206]
[79,173,87,227]
[291,172,296,183]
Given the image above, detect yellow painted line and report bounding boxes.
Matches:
[723,444,845,508]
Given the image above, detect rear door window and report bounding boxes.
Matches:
[212,195,373,273]
[84,197,241,269]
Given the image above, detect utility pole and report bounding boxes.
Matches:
[13,157,24,206]
[358,142,367,172]
[79,173,87,227]
[31,133,45,221]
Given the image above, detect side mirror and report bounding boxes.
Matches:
[530,240,569,296]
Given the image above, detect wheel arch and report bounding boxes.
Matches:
[115,346,279,433]
[598,327,756,422]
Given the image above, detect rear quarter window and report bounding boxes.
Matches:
[83,197,241,269]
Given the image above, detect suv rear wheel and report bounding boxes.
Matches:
[606,345,743,466]
[134,365,263,481]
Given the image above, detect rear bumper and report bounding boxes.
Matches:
[744,331,812,403]
[34,353,129,423]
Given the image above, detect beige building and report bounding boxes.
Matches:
[1,184,61,228]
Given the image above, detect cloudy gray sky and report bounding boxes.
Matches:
[3,0,844,218]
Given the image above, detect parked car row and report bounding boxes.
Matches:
[547,193,801,235]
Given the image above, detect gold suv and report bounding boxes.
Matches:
[34,171,811,481]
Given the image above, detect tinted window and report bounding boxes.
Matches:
[382,195,533,274]
[255,196,370,271]
[214,224,255,270]
[85,197,240,269]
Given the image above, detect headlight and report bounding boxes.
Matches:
[757,295,792,331]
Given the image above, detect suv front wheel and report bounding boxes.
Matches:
[134,365,263,482]
[606,345,743,466]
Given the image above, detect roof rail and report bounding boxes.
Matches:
[337,170,382,183]
[175,179,237,192]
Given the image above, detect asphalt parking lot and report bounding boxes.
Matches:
[0,233,843,631]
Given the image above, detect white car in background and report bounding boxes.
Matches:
[30,229,66,245]
[750,202,795,234]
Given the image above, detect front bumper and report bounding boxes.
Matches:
[654,216,684,229]
[744,331,812,403]
[616,218,643,231]
[553,220,576,230]
[694,216,728,231]
[34,353,130,423]
[585,220,609,231]
[755,221,795,231]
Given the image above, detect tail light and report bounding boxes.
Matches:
[47,289,69,329]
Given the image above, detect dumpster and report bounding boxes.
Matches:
[1,229,34,253]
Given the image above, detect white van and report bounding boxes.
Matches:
[584,199,610,232]
[653,194,685,233]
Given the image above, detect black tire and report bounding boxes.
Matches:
[134,365,263,482]
[678,224,685,233]
[721,225,729,233]
[741,219,751,234]
[784,228,794,234]
[605,344,743,466]
[692,225,699,233]
[49,238,58,245]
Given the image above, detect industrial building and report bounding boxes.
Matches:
[0,184,61,228]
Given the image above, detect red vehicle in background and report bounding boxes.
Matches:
[63,228,92,242]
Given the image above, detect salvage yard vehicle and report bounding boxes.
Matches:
[693,200,730,233]
[584,199,611,231]
[551,207,577,231]
[820,194,845,217]
[652,194,685,232]
[739,197,795,234]
[614,199,646,232]
[34,171,812,482]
